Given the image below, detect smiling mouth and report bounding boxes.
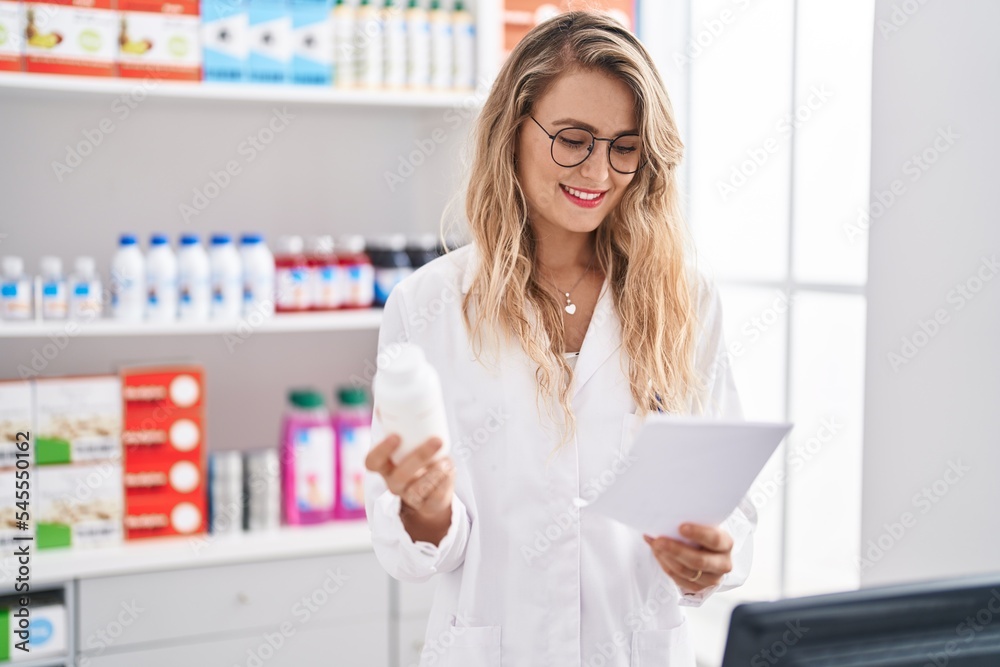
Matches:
[560,184,607,208]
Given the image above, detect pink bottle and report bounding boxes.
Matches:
[281,389,335,525]
[333,386,372,520]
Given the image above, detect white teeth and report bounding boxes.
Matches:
[563,185,602,201]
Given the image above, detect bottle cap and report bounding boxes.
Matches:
[310,235,335,255]
[74,256,96,276]
[289,388,326,409]
[40,256,62,278]
[211,233,233,245]
[241,233,263,245]
[337,386,369,406]
[377,343,426,386]
[339,235,367,255]
[119,233,138,246]
[180,234,200,246]
[386,234,407,252]
[2,256,24,277]
[150,233,170,246]
[277,235,305,255]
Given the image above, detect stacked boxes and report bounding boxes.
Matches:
[34,376,124,550]
[0,381,33,552]
[24,0,118,76]
[200,0,247,81]
[122,366,206,539]
[0,0,23,71]
[0,598,68,661]
[118,0,201,80]
[247,0,288,83]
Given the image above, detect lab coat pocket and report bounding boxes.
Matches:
[629,621,694,667]
[619,412,645,458]
[445,625,502,667]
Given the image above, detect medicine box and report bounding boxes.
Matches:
[200,0,246,81]
[123,493,205,538]
[0,381,32,469]
[0,601,68,661]
[36,462,124,549]
[290,0,328,85]
[118,0,201,80]
[34,376,122,465]
[0,0,24,71]
[247,0,289,83]
[24,0,118,77]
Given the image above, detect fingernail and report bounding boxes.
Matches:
[643,534,653,544]
[680,524,692,536]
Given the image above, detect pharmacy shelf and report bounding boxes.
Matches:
[0,309,383,338]
[4,522,372,588]
[0,72,482,109]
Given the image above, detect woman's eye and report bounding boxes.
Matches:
[614,146,637,155]
[559,138,586,148]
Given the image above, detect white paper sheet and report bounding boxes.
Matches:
[581,416,792,539]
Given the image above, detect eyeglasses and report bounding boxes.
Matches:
[530,116,643,175]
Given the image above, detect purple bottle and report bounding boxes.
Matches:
[333,386,372,520]
[281,389,335,525]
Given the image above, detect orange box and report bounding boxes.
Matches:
[124,492,205,538]
[124,456,204,496]
[24,0,118,76]
[0,1,24,71]
[118,0,200,80]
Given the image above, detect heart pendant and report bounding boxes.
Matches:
[565,303,577,315]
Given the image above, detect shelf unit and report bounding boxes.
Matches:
[0,310,384,338]
[0,72,482,109]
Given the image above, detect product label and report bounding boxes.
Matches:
[344,263,374,307]
[339,424,370,511]
[42,281,68,319]
[293,425,333,512]
[290,0,330,85]
[0,1,24,69]
[248,0,290,83]
[0,279,31,319]
[37,463,124,549]
[201,0,248,81]
[276,266,310,310]
[118,5,201,79]
[24,1,118,75]
[310,263,340,309]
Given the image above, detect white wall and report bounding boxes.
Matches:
[861,0,1000,586]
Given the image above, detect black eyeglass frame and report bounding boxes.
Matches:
[529,116,643,175]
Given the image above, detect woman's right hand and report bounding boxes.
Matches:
[365,434,455,546]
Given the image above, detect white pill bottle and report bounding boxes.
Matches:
[375,342,450,465]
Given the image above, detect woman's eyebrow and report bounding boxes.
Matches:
[550,117,640,136]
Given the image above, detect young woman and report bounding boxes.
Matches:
[364,11,755,666]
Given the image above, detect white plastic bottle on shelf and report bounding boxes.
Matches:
[111,234,146,322]
[0,256,33,321]
[39,256,68,320]
[69,257,103,321]
[357,0,384,88]
[383,0,407,88]
[240,233,276,318]
[308,235,339,310]
[177,234,211,323]
[209,233,244,320]
[146,234,178,323]
[332,0,357,88]
[406,0,430,89]
[428,0,452,90]
[375,342,450,464]
[452,0,475,91]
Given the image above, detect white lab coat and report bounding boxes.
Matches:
[364,244,756,667]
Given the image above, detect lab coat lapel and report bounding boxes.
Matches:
[571,282,622,401]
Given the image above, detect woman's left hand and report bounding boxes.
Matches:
[643,523,734,594]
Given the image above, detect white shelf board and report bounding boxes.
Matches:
[3,522,372,588]
[0,309,383,338]
[0,72,482,109]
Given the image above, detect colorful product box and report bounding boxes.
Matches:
[247,0,288,83]
[0,469,34,553]
[36,462,124,549]
[34,376,122,466]
[23,0,118,77]
[289,0,328,85]
[118,0,201,80]
[123,493,204,537]
[0,0,24,71]
[0,602,68,661]
[0,381,32,469]
[121,365,206,540]
[200,0,246,81]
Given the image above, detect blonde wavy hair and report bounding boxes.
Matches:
[459,11,700,436]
